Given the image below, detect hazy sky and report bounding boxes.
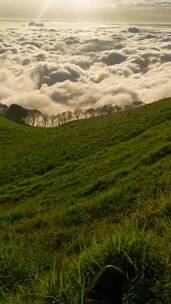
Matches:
[0,0,171,22]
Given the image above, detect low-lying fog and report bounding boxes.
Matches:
[0,21,171,114]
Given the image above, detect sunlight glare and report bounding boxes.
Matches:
[37,0,101,20]
[37,0,53,20]
[70,0,93,10]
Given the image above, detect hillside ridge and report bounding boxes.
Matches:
[0,98,171,304]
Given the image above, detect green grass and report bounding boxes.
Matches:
[0,99,171,303]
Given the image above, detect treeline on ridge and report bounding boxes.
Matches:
[0,100,144,128]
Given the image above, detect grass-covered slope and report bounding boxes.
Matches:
[0,99,171,303]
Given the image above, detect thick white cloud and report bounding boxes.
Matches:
[0,22,171,114]
[32,62,85,87]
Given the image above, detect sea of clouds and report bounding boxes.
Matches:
[0,22,171,114]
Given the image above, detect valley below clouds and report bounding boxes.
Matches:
[0,21,171,114]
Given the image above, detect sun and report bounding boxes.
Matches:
[37,0,97,20]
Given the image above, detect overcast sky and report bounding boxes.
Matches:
[0,0,171,22]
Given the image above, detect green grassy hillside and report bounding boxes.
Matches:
[0,99,171,304]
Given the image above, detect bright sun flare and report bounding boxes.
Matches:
[38,0,96,19]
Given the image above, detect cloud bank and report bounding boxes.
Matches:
[113,0,171,7]
[0,22,171,114]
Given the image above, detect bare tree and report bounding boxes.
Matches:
[66,111,73,123]
[95,107,104,117]
[86,108,95,118]
[114,105,122,112]
[103,104,114,115]
[49,115,56,128]
[61,112,68,124]
[73,108,82,120]
[25,115,35,126]
[83,109,87,119]
[131,101,144,108]
[24,109,44,127]
[57,113,63,126]
[53,115,59,127]
[42,114,49,128]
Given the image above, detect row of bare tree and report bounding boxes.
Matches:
[25,101,144,128]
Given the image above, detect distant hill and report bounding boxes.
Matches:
[0,98,170,304]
